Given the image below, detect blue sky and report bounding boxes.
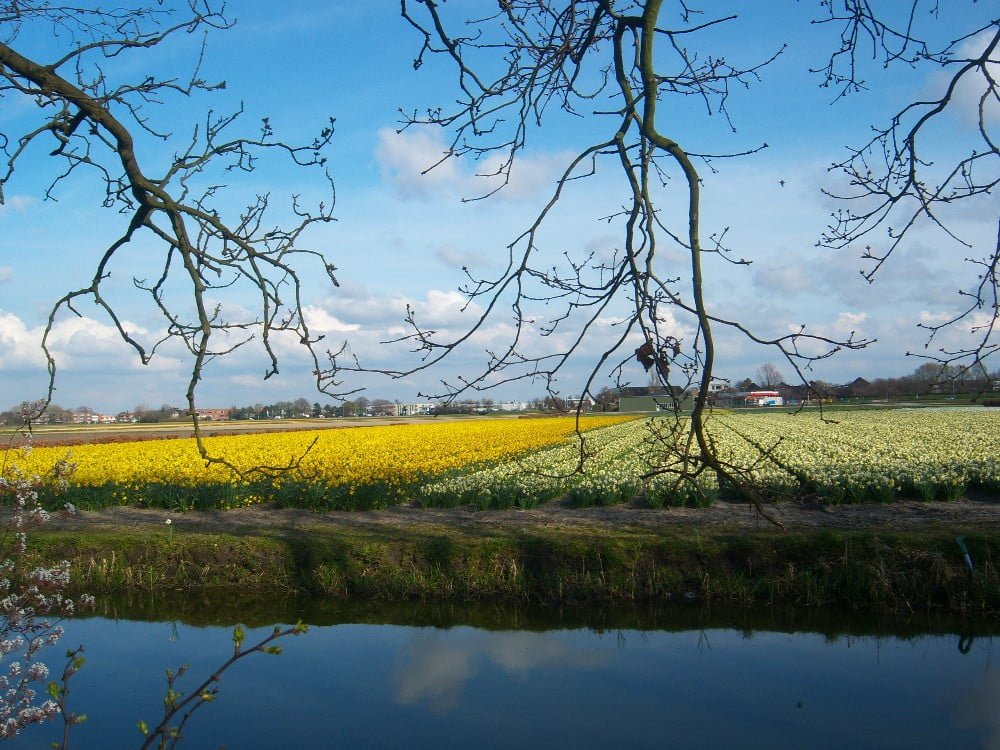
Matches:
[1,1,997,412]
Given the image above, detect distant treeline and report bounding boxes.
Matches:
[3,362,998,426]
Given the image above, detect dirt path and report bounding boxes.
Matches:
[2,415,509,447]
[43,495,1000,537]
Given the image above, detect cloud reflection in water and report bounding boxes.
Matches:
[392,628,608,711]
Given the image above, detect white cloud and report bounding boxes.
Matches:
[934,30,1000,128]
[48,316,131,358]
[783,311,869,358]
[0,310,47,369]
[478,149,571,200]
[830,311,867,335]
[306,278,688,396]
[752,264,814,296]
[302,305,360,334]
[0,267,12,283]
[0,195,35,215]
[0,306,337,410]
[435,245,490,270]
[0,309,184,374]
[393,633,475,711]
[909,308,996,357]
[951,669,1000,749]
[375,126,570,202]
[420,289,481,326]
[392,630,606,712]
[0,309,195,409]
[319,286,483,333]
[918,310,952,328]
[376,127,464,199]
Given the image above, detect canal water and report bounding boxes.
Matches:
[15,599,999,749]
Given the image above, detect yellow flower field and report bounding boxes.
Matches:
[5,408,997,510]
[6,416,633,510]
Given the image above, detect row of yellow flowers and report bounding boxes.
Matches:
[5,408,997,509]
[6,416,632,506]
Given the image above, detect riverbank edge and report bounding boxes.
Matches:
[25,522,998,614]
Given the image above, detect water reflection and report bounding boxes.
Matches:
[90,592,1000,640]
[14,599,999,750]
[952,662,1000,748]
[393,629,608,710]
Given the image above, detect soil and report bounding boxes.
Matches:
[43,494,1000,537]
[3,414,512,448]
[3,418,414,447]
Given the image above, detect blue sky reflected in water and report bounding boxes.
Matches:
[17,618,999,749]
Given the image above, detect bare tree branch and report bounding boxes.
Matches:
[819,5,999,376]
[0,1,346,476]
[328,0,890,520]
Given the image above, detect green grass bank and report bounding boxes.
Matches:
[25,524,998,614]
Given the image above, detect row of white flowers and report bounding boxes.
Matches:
[420,409,1000,507]
[730,408,1000,502]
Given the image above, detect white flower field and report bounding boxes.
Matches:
[421,409,1000,508]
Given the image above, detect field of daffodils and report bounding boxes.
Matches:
[421,408,1000,508]
[6,409,998,510]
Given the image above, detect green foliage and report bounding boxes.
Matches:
[269,479,409,511]
[27,524,999,613]
[568,479,639,507]
[642,480,715,509]
[37,480,248,512]
[33,477,431,513]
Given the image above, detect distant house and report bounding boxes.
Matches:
[620,393,671,412]
[195,408,230,421]
[848,377,871,397]
[394,402,435,416]
[68,411,119,424]
[686,381,727,399]
[619,391,693,413]
[497,401,530,411]
[776,382,807,403]
[747,390,784,406]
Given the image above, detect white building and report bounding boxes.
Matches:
[747,390,783,406]
[497,401,530,412]
[394,402,436,416]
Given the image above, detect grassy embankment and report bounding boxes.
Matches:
[12,411,1000,613]
[24,521,999,614]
